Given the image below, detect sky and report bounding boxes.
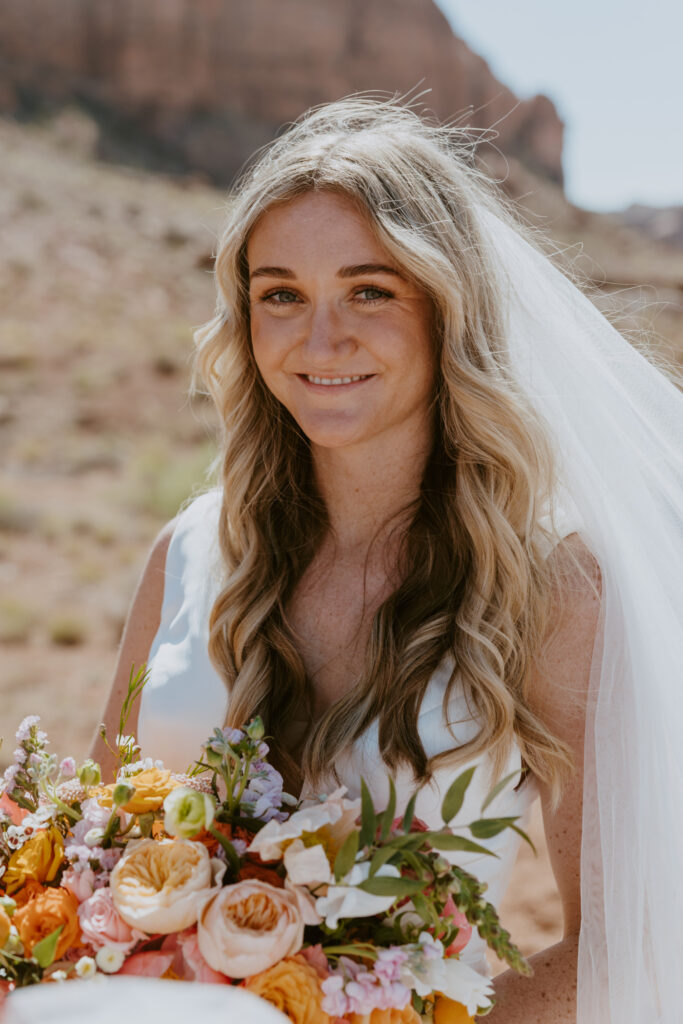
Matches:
[437,0,682,212]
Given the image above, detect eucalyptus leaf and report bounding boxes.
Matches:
[469,815,519,839]
[32,925,63,969]
[359,778,377,849]
[357,876,425,898]
[429,832,500,857]
[441,766,476,824]
[334,829,359,882]
[480,770,521,814]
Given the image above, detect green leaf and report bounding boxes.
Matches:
[510,822,537,855]
[32,925,63,968]
[480,770,521,814]
[369,845,398,878]
[358,779,377,849]
[379,777,397,842]
[334,829,359,882]
[410,891,441,928]
[401,791,417,833]
[357,875,425,898]
[429,832,500,857]
[469,815,519,839]
[441,766,476,824]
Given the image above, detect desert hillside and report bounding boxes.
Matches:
[1,111,682,968]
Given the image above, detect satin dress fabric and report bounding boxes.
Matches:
[138,488,579,977]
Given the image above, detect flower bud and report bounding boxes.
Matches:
[246,717,265,741]
[163,786,216,839]
[111,782,136,807]
[84,828,106,848]
[203,746,224,769]
[77,759,101,788]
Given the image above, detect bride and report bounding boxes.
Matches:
[92,99,683,1023]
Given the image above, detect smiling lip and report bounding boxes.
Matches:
[298,373,375,388]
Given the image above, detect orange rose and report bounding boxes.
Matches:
[3,827,64,895]
[14,885,81,960]
[244,955,330,1024]
[93,768,180,814]
[0,906,10,948]
[433,996,476,1024]
[348,1007,423,1024]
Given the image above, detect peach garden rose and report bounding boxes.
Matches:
[197,879,304,978]
[109,838,221,934]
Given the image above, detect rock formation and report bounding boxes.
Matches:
[0,0,564,185]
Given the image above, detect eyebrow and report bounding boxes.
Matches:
[249,263,403,281]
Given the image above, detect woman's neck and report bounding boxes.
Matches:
[311,416,433,559]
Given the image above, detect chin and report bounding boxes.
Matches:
[293,412,372,449]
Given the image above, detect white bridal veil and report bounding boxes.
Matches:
[477,208,683,1023]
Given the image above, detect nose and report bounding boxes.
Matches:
[301,301,356,366]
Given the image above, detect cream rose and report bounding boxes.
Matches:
[109,839,220,934]
[197,879,304,978]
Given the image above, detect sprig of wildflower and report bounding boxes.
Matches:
[98,664,149,769]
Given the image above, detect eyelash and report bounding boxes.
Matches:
[260,286,392,306]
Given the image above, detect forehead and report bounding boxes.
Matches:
[246,190,385,262]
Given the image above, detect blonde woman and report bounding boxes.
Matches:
[93,100,683,1023]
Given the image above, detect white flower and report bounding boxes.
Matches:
[400,933,494,1017]
[75,955,97,979]
[315,862,402,930]
[163,787,215,839]
[84,828,106,848]
[50,970,68,983]
[95,946,125,974]
[15,716,40,741]
[248,787,360,862]
[283,839,334,886]
[12,748,27,765]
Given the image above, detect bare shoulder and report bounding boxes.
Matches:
[90,517,178,776]
[526,532,603,938]
[528,531,602,719]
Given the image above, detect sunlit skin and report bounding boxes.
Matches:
[247,190,436,458]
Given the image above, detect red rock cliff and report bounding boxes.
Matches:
[0,0,564,184]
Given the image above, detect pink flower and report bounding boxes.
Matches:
[78,887,145,953]
[118,951,174,978]
[161,930,231,984]
[442,895,472,956]
[62,866,96,903]
[299,944,331,979]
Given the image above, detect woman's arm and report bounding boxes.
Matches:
[89,518,177,781]
[482,534,601,1022]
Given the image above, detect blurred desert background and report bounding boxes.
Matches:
[1,0,682,972]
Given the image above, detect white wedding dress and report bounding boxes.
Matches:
[138,488,580,979]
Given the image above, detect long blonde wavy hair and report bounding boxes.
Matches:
[194,97,586,807]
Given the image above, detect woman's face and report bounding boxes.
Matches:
[247,190,436,453]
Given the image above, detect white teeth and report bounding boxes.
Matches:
[306,374,369,385]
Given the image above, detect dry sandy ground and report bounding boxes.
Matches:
[1,111,681,970]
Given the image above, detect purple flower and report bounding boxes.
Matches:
[321,952,411,1017]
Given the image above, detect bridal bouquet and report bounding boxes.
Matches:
[0,670,532,1024]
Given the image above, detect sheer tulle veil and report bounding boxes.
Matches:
[476,207,683,1022]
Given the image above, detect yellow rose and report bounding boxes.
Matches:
[109,838,219,933]
[3,827,64,896]
[348,1007,422,1024]
[244,955,330,1024]
[433,995,476,1024]
[0,906,10,948]
[93,768,181,814]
